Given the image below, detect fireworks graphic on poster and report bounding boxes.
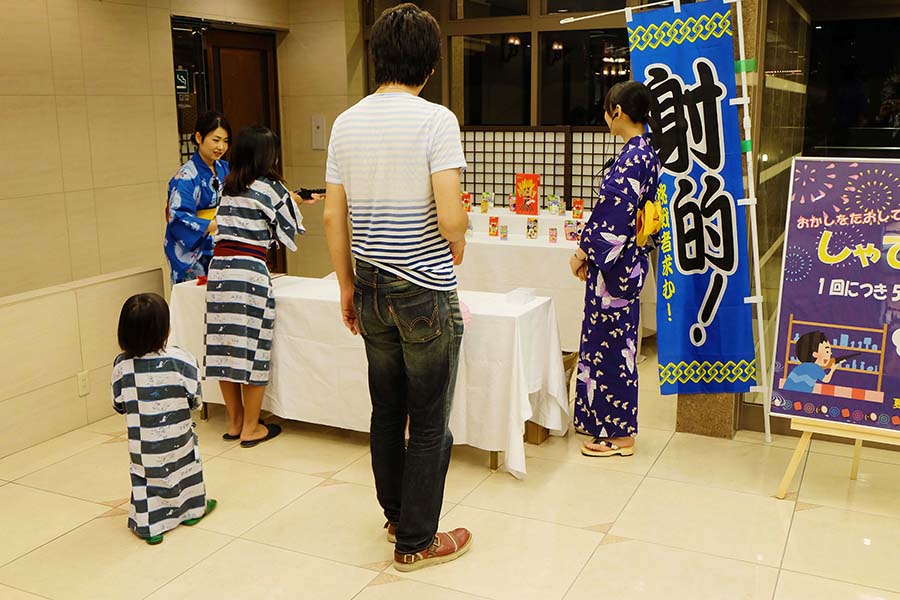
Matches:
[816,226,864,269]
[791,161,838,204]
[784,245,812,283]
[841,167,900,212]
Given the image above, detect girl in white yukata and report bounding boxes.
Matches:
[111,293,217,544]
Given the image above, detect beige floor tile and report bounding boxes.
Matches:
[395,505,602,600]
[784,507,900,592]
[245,482,395,568]
[638,391,677,431]
[800,453,900,520]
[334,446,493,504]
[775,571,900,600]
[810,439,900,466]
[192,408,241,457]
[16,440,130,504]
[649,433,800,495]
[525,427,672,475]
[612,478,793,566]
[146,538,375,599]
[0,484,107,567]
[0,430,110,481]
[0,514,231,599]
[564,539,778,600]
[442,446,495,503]
[462,457,641,528]
[356,579,486,599]
[79,414,126,436]
[194,457,322,537]
[0,584,45,599]
[220,421,368,476]
[733,430,803,450]
[332,452,374,487]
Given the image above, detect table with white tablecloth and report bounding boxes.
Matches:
[457,211,658,352]
[169,276,568,477]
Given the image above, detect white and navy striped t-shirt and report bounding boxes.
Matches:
[326,93,467,291]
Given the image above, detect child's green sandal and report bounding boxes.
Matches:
[145,534,164,545]
[183,499,217,526]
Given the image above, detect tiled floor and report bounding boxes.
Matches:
[1,351,900,599]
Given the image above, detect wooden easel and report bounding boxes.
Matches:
[775,416,900,499]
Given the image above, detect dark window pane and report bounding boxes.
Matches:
[452,33,531,125]
[546,0,624,14]
[452,0,527,19]
[805,18,900,159]
[363,0,440,27]
[539,29,630,125]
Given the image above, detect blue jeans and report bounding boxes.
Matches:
[353,261,463,554]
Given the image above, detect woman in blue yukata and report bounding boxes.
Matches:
[164,111,232,284]
[569,81,662,457]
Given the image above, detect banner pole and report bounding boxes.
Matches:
[729,0,772,442]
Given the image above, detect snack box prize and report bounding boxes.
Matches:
[514,173,540,215]
[461,192,472,212]
[526,217,538,240]
[482,191,494,210]
[489,216,499,237]
[564,220,579,242]
[572,198,584,220]
[548,227,558,244]
[499,225,508,240]
[546,194,561,216]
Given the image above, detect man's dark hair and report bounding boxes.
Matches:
[117,293,170,358]
[796,331,828,363]
[370,3,441,87]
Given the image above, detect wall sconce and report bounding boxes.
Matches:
[548,40,564,65]
[503,35,521,62]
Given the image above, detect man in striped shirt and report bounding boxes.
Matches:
[324,3,472,573]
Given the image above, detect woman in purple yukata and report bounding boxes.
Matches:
[569,81,662,457]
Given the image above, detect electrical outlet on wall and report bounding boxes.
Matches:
[312,113,326,150]
[77,371,89,397]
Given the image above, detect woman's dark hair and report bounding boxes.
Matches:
[796,331,829,362]
[117,293,169,358]
[194,111,232,143]
[223,126,284,195]
[603,81,657,131]
[370,3,441,87]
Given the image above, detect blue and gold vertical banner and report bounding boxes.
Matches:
[628,0,756,394]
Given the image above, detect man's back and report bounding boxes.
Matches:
[326,92,466,291]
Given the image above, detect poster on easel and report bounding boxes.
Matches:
[771,157,900,433]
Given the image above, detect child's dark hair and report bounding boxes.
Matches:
[117,293,170,358]
[604,81,657,131]
[194,111,232,144]
[370,3,441,87]
[796,331,829,362]
[223,126,284,195]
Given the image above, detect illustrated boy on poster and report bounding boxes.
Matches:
[783,332,839,393]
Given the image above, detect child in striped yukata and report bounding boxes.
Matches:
[111,293,217,544]
[204,126,306,447]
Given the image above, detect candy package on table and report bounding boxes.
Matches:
[572,198,584,220]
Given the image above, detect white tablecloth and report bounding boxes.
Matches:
[456,219,658,352]
[169,276,569,477]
